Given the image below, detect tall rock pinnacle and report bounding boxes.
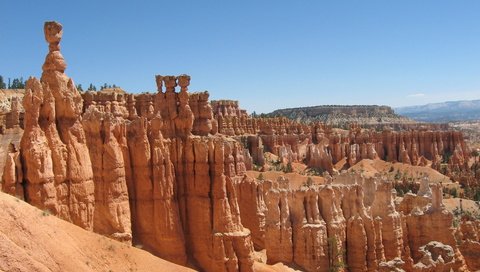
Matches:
[21,21,95,230]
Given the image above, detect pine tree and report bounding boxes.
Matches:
[18,77,25,88]
[0,76,6,89]
[9,77,25,89]
[88,83,97,91]
[11,78,20,89]
[284,162,293,173]
[76,84,83,92]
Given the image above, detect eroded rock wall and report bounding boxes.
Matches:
[233,173,472,271]
[3,20,477,272]
[211,101,468,175]
[4,21,257,272]
[20,22,95,230]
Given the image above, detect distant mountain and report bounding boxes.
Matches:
[395,99,480,122]
[265,105,414,127]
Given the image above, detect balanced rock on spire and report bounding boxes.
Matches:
[21,21,95,230]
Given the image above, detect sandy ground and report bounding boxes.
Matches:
[0,192,194,272]
[0,192,294,272]
[350,159,453,184]
[246,170,324,189]
[253,262,302,272]
[443,197,480,215]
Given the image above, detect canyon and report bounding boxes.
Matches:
[1,21,479,272]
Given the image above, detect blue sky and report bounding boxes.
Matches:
[1,1,480,113]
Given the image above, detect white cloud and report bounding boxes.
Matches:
[407,93,425,98]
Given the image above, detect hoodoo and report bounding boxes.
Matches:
[21,21,95,230]
[1,21,479,272]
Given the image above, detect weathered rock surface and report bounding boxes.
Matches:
[412,241,455,272]
[1,141,22,198]
[456,218,480,271]
[83,109,132,242]
[0,89,25,132]
[211,102,469,176]
[6,21,257,270]
[21,21,95,230]
[403,183,467,271]
[2,20,478,272]
[231,172,475,271]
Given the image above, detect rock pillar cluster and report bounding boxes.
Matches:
[232,173,473,271]
[3,21,477,272]
[21,21,95,230]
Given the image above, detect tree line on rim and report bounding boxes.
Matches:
[0,76,25,89]
[0,75,116,92]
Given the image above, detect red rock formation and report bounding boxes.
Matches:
[219,109,470,175]
[21,22,95,230]
[290,188,329,271]
[83,109,132,243]
[211,100,252,136]
[1,143,23,198]
[234,176,267,250]
[189,91,214,136]
[237,171,461,271]
[412,241,456,271]
[125,75,255,270]
[82,89,129,119]
[306,143,334,174]
[82,75,256,269]
[403,184,468,271]
[4,96,22,129]
[127,115,187,263]
[211,100,248,119]
[371,179,404,261]
[263,177,293,264]
[0,89,25,132]
[232,171,476,271]
[8,22,259,271]
[342,185,378,272]
[455,218,480,271]
[6,20,479,272]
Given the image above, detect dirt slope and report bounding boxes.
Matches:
[0,192,194,272]
[350,159,453,183]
